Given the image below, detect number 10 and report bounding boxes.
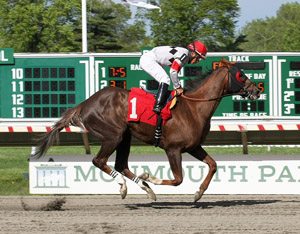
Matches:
[11,68,23,79]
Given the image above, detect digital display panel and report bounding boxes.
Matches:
[109,67,127,77]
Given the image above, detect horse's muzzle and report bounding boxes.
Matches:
[242,81,261,100]
[245,88,261,100]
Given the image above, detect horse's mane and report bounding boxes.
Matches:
[184,68,216,93]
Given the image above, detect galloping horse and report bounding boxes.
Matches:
[34,58,261,202]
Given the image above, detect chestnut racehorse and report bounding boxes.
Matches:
[34,58,260,202]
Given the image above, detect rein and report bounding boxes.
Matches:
[180,93,238,102]
[179,70,237,102]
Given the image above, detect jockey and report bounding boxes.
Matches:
[140,41,207,114]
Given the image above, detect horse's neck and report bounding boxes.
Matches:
[193,69,227,100]
[190,69,227,118]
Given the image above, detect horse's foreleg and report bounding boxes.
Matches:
[115,132,156,201]
[117,169,156,201]
[189,146,217,202]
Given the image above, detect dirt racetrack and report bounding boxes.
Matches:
[1,194,300,234]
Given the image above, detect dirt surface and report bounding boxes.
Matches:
[1,195,300,234]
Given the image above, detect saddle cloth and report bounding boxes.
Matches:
[127,87,175,126]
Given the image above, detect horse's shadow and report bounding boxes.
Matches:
[125,199,280,210]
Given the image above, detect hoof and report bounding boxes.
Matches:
[141,181,157,201]
[119,181,127,199]
[138,172,149,180]
[146,187,157,201]
[194,191,203,203]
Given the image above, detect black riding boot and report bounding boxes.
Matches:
[153,82,169,114]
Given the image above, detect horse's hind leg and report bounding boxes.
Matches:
[114,130,156,201]
[92,140,127,199]
[189,145,217,202]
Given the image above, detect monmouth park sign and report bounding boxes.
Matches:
[29,154,300,195]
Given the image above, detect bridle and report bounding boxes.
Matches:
[180,67,257,102]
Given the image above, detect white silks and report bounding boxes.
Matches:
[122,0,161,11]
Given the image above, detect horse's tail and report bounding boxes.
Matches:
[33,104,84,158]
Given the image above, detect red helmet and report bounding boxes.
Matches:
[187,41,207,60]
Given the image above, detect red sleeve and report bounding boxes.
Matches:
[171,60,181,72]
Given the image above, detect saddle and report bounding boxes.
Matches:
[127,87,177,147]
[127,87,176,126]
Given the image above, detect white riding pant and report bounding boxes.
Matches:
[139,51,170,86]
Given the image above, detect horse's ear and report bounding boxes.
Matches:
[220,57,233,68]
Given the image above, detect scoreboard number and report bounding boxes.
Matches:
[12,94,24,105]
[11,81,24,92]
[11,68,23,79]
[12,107,24,118]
